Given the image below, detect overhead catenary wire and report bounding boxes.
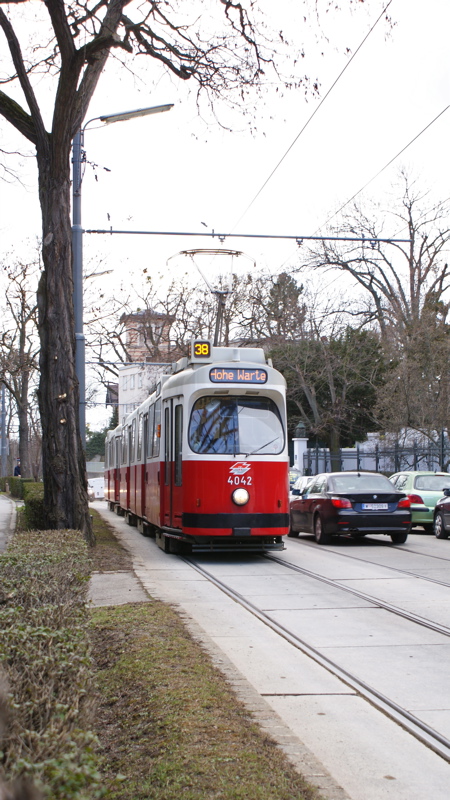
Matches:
[229,0,393,234]
[275,102,450,271]
[315,102,450,234]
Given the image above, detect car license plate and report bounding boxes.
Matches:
[362,503,388,510]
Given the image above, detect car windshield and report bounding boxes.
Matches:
[414,475,450,491]
[188,396,284,455]
[329,474,395,493]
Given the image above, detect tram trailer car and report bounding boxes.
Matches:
[104,340,289,553]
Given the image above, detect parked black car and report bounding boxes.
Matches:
[289,471,411,545]
[433,489,450,539]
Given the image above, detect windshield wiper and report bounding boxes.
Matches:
[244,437,280,458]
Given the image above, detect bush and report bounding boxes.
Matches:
[0,529,103,800]
[21,483,46,530]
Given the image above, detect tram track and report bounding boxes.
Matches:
[183,553,450,764]
[266,553,450,638]
[288,535,450,589]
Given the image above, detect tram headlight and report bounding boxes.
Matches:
[232,488,250,506]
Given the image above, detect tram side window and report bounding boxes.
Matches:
[147,404,155,459]
[105,443,109,470]
[175,404,183,486]
[122,430,128,465]
[143,413,148,461]
[115,436,121,467]
[164,406,170,486]
[137,413,144,462]
[153,399,161,457]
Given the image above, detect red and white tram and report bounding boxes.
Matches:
[104,340,289,553]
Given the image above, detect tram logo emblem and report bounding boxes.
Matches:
[229,462,251,476]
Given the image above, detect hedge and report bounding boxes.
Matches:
[0,529,103,800]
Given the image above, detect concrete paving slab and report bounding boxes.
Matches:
[88,570,150,606]
[323,641,450,711]
[400,602,450,627]
[250,591,374,611]
[211,573,317,596]
[192,556,293,577]
[271,606,446,647]
[418,710,450,740]
[281,544,411,580]
[339,576,450,607]
[267,694,450,800]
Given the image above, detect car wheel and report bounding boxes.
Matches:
[390,531,408,544]
[314,514,331,545]
[287,513,299,537]
[434,512,449,539]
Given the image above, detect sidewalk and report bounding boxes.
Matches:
[0,493,16,553]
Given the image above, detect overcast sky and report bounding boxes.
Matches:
[1,0,450,428]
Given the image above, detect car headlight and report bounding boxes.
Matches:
[232,488,250,506]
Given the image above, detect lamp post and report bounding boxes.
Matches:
[72,104,174,447]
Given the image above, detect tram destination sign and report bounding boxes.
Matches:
[209,367,268,384]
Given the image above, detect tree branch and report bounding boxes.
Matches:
[0,9,47,144]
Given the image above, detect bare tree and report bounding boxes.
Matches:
[84,265,308,413]
[304,172,450,344]
[303,172,450,440]
[0,0,314,540]
[0,258,40,478]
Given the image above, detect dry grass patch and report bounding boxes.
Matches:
[90,509,133,572]
[91,602,324,800]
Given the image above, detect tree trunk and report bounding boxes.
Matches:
[329,427,341,473]
[36,143,93,543]
[18,374,30,479]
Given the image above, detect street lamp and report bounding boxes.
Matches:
[72,103,174,447]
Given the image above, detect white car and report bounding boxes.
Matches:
[87,478,104,501]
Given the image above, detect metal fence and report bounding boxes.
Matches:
[303,441,450,476]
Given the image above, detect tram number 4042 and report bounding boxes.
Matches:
[228,475,252,486]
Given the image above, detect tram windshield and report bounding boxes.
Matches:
[188,396,285,455]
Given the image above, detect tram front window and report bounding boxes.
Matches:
[188,396,284,455]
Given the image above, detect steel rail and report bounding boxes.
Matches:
[183,555,450,763]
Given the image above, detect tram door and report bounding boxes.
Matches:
[162,399,183,529]
[140,412,148,518]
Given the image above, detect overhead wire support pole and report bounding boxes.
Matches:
[85,229,411,245]
[72,129,86,449]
